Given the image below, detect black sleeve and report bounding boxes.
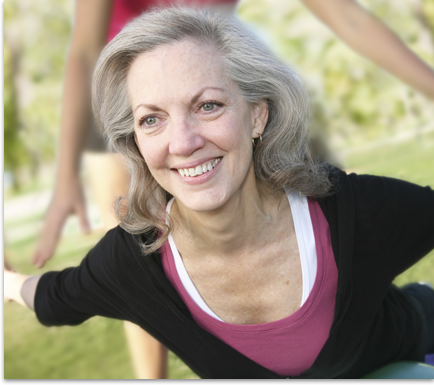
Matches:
[34,227,138,326]
[352,173,434,278]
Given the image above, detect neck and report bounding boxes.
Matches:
[170,170,287,258]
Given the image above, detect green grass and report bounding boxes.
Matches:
[344,131,434,186]
[4,211,45,230]
[4,133,434,379]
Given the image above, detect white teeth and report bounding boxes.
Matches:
[178,158,221,178]
[189,167,197,177]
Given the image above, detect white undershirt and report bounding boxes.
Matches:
[165,190,317,322]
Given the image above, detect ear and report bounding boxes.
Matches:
[251,100,268,139]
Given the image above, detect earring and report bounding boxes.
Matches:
[252,134,263,148]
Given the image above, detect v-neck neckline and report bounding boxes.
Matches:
[134,230,287,379]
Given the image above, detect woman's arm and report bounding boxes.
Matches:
[300,0,434,99]
[7,228,131,325]
[32,0,113,268]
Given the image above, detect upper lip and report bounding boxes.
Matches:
[171,156,222,170]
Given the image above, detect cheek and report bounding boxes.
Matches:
[216,113,253,146]
[226,120,254,155]
[135,135,168,173]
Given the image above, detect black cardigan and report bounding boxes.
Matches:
[34,169,434,378]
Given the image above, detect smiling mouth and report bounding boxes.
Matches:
[175,157,221,177]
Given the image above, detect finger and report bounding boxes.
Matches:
[31,215,64,268]
[32,230,59,268]
[75,200,91,234]
[31,250,47,269]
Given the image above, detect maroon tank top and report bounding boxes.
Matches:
[107,0,239,42]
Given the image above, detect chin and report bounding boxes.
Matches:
[177,189,230,213]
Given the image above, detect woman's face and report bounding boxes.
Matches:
[127,39,268,213]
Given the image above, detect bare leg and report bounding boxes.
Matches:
[84,152,168,379]
[83,152,129,230]
[123,320,168,379]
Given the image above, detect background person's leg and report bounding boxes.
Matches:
[84,152,129,230]
[123,320,168,379]
[84,152,169,379]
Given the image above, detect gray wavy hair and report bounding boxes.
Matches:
[92,7,332,253]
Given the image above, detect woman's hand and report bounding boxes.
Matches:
[31,177,90,268]
[4,264,41,310]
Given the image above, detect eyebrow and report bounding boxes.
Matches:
[133,86,227,113]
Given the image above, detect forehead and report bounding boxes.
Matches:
[127,39,228,100]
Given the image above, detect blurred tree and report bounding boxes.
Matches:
[4,0,72,191]
[417,0,434,41]
[4,40,29,190]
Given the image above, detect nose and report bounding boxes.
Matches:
[168,117,206,157]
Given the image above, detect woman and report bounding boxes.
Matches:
[30,0,238,379]
[28,1,434,377]
[5,7,434,378]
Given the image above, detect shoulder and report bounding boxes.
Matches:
[91,226,137,262]
[322,166,433,206]
[99,225,142,254]
[318,166,434,236]
[86,225,155,278]
[319,167,434,278]
[333,168,434,247]
[346,171,434,213]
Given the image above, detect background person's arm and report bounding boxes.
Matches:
[300,0,434,99]
[32,0,112,268]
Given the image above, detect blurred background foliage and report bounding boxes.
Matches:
[239,0,434,158]
[4,0,72,191]
[4,0,434,189]
[3,0,434,379]
[4,0,434,193]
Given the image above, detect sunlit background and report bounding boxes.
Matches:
[4,0,434,379]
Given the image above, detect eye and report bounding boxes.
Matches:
[202,102,215,112]
[145,116,157,125]
[139,115,158,127]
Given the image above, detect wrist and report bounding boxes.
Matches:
[53,173,82,194]
[55,166,81,184]
[54,151,84,183]
[4,272,31,307]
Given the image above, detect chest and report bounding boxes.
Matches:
[179,230,302,325]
